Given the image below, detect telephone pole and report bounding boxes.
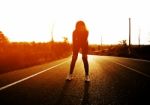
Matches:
[101,35,103,50]
[51,23,54,42]
[138,28,141,48]
[128,18,131,54]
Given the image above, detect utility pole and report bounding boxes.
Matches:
[101,35,103,50]
[128,18,131,54]
[51,23,54,43]
[138,28,141,48]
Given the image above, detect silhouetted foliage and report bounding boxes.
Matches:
[0,31,9,44]
[89,43,150,60]
[63,37,69,43]
[0,42,71,74]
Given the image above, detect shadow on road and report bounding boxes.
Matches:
[55,80,91,105]
[54,80,72,105]
[81,82,91,105]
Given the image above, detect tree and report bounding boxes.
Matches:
[63,36,68,43]
[119,40,127,47]
[0,31,9,44]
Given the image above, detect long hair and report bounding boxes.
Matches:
[75,21,87,31]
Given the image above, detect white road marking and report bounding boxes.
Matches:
[109,56,150,63]
[121,57,150,63]
[111,61,150,78]
[0,60,69,91]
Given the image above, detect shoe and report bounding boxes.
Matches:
[85,75,90,82]
[66,74,73,81]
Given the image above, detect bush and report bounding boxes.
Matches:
[0,42,71,74]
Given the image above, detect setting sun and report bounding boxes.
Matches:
[0,0,150,44]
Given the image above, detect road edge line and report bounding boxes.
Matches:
[111,61,150,78]
[0,60,69,91]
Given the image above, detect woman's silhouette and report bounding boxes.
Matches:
[66,20,90,82]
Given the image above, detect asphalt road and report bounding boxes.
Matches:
[0,55,150,105]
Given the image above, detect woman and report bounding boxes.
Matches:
[66,20,90,82]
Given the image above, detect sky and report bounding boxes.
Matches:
[0,0,150,44]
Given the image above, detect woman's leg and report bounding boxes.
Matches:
[69,53,78,74]
[82,54,89,75]
[82,45,89,76]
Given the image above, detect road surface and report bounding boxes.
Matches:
[0,55,150,105]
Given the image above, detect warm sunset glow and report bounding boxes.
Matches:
[0,0,150,44]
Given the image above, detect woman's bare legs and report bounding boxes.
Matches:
[69,54,78,74]
[82,54,89,75]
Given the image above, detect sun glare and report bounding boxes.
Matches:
[0,0,150,44]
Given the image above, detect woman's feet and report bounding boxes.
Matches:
[66,74,73,81]
[85,75,90,82]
